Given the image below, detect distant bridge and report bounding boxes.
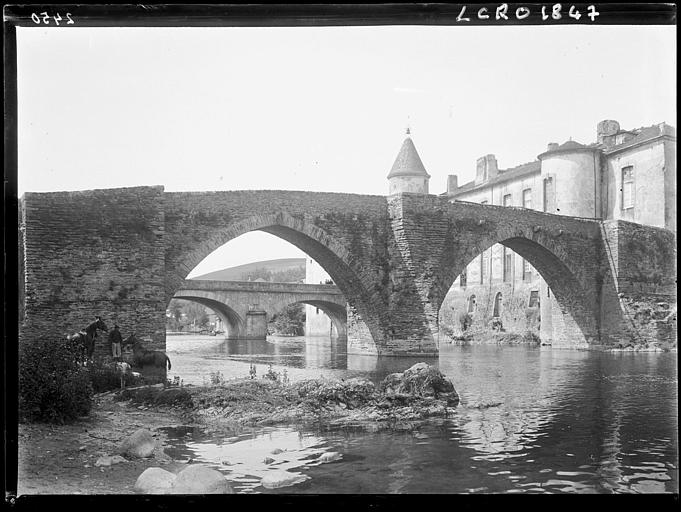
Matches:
[173,280,347,340]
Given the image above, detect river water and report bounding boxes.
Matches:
[162,334,678,494]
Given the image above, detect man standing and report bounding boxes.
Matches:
[109,324,123,360]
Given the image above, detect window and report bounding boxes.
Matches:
[493,292,503,317]
[528,290,540,308]
[459,268,467,288]
[543,177,554,212]
[523,189,532,209]
[503,247,513,282]
[503,194,512,206]
[522,258,532,281]
[480,253,486,284]
[622,166,634,209]
[467,295,477,314]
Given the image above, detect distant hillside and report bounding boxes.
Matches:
[192,258,306,282]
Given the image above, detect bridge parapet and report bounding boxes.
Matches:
[180,279,344,296]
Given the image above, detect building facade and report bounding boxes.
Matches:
[304,257,339,337]
[440,119,676,342]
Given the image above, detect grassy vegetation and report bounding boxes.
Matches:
[111,364,460,429]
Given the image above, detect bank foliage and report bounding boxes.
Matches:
[19,337,93,423]
[19,337,148,423]
[270,304,305,336]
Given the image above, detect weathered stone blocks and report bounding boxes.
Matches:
[19,187,676,356]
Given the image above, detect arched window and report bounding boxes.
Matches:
[467,294,477,313]
[528,290,539,308]
[493,292,503,318]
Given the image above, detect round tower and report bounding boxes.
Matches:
[537,140,601,218]
[387,128,431,195]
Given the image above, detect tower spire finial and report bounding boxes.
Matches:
[406,126,411,136]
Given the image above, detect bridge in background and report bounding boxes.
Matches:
[173,280,346,340]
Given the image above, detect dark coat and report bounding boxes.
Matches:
[109,328,123,344]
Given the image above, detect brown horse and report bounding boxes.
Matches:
[68,317,108,360]
[123,333,171,370]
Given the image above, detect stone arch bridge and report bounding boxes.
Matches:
[19,186,676,357]
[173,280,347,340]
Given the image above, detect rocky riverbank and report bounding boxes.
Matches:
[17,363,459,495]
[441,330,676,352]
[118,362,460,431]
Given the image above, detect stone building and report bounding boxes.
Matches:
[439,119,676,341]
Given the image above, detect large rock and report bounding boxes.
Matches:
[260,470,310,489]
[380,363,459,406]
[134,467,177,494]
[118,429,156,458]
[172,465,233,494]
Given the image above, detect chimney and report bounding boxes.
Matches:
[475,154,498,184]
[447,175,458,195]
[597,119,620,147]
[547,142,559,152]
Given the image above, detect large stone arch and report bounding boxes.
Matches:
[433,223,599,344]
[165,212,380,347]
[170,296,245,339]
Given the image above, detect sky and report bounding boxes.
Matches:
[15,24,676,276]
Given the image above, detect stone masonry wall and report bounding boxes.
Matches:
[599,220,677,348]
[19,186,167,356]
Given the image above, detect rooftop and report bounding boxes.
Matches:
[538,139,597,160]
[446,160,541,197]
[447,121,675,197]
[387,135,430,179]
[604,123,676,153]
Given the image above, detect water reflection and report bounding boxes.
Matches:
[164,334,678,493]
[161,426,333,493]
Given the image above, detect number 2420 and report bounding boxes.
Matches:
[31,12,74,25]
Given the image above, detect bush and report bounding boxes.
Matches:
[19,337,93,423]
[209,371,225,386]
[292,378,376,408]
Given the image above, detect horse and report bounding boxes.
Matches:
[123,333,171,371]
[68,317,108,361]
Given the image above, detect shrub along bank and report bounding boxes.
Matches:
[19,337,142,423]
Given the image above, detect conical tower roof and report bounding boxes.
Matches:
[387,132,430,179]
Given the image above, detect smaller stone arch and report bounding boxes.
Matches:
[434,225,600,346]
[299,300,348,340]
[170,297,245,340]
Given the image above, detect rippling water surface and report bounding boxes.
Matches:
[163,334,678,494]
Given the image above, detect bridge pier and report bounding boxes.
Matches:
[244,308,267,340]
